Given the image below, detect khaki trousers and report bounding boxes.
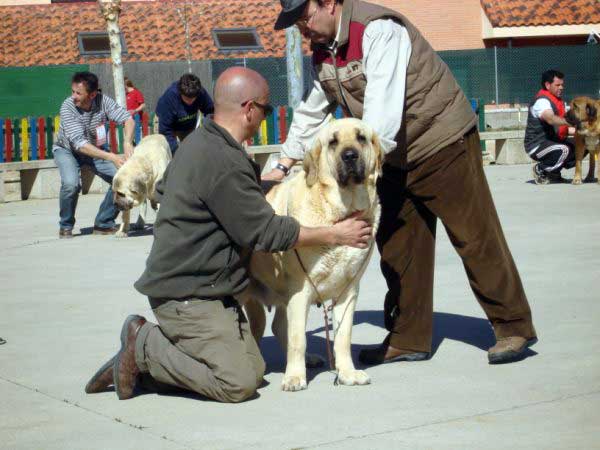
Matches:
[135,298,265,403]
[377,129,537,353]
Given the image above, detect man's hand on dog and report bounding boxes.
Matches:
[332,211,372,248]
[110,153,125,169]
[124,141,135,160]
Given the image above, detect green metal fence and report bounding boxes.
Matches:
[440,45,600,105]
[1,45,598,119]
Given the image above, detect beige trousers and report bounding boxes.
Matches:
[135,297,265,403]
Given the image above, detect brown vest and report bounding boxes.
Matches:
[313,0,477,167]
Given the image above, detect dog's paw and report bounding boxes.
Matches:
[115,230,128,238]
[572,178,583,185]
[306,353,325,368]
[281,374,307,392]
[337,369,371,386]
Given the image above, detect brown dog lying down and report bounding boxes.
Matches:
[237,118,383,392]
[566,96,600,185]
[112,134,172,237]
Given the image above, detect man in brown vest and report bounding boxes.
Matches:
[266,0,538,365]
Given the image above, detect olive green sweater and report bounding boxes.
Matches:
[135,119,300,300]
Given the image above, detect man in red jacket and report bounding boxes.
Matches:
[524,69,576,185]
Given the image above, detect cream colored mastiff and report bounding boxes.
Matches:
[240,118,383,391]
[112,134,172,237]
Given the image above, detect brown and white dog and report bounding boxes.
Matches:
[238,118,383,391]
[565,96,600,185]
[112,134,172,237]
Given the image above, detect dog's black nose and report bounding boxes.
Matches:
[341,148,359,162]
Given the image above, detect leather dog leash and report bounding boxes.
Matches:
[294,241,375,375]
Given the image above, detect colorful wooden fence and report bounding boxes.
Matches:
[0,106,346,163]
[0,112,160,163]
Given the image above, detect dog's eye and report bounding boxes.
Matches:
[357,133,367,144]
[130,190,138,196]
[329,138,338,148]
[117,192,125,197]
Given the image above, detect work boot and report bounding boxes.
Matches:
[85,356,115,394]
[114,315,147,400]
[358,335,430,366]
[488,336,538,364]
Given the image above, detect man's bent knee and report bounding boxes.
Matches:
[219,372,261,403]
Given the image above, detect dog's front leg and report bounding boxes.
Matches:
[586,149,597,182]
[281,290,310,391]
[132,200,147,230]
[116,209,130,238]
[333,286,371,386]
[573,135,585,185]
[273,306,324,369]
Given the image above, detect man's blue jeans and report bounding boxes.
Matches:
[53,146,119,230]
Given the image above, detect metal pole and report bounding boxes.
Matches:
[286,26,304,109]
[494,45,499,105]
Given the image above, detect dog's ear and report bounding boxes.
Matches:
[586,103,597,121]
[303,138,322,187]
[370,130,384,175]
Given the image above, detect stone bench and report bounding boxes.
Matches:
[0,145,283,203]
[479,129,530,165]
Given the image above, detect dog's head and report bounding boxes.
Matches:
[303,118,383,188]
[566,97,598,132]
[112,166,148,211]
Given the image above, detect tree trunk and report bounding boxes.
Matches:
[98,0,126,107]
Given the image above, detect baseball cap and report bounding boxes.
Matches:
[274,0,309,30]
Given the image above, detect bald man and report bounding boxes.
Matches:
[84,68,372,403]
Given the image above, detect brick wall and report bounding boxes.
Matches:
[372,0,485,50]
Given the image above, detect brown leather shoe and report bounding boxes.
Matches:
[358,335,430,366]
[59,229,73,239]
[114,315,147,400]
[92,226,119,235]
[85,356,115,394]
[488,336,538,364]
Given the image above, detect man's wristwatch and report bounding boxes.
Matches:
[275,162,290,176]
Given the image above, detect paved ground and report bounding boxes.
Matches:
[1,163,599,450]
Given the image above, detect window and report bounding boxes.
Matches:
[77,32,127,57]
[212,28,263,52]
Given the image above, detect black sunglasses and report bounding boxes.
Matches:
[242,99,273,116]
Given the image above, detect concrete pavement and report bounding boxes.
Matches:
[0,163,599,450]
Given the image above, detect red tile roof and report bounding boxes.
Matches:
[1,0,310,67]
[481,0,600,27]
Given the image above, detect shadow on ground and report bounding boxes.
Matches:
[260,310,509,379]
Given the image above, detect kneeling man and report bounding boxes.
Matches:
[85,67,372,402]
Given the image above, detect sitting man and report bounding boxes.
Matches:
[53,71,134,238]
[84,67,372,403]
[524,69,576,184]
[155,73,215,154]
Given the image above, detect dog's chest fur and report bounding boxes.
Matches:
[267,172,380,303]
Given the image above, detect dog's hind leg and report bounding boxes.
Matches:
[332,286,371,386]
[245,297,266,345]
[116,209,130,238]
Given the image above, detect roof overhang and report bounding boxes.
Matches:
[481,9,600,39]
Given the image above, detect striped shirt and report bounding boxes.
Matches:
[54,94,131,153]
